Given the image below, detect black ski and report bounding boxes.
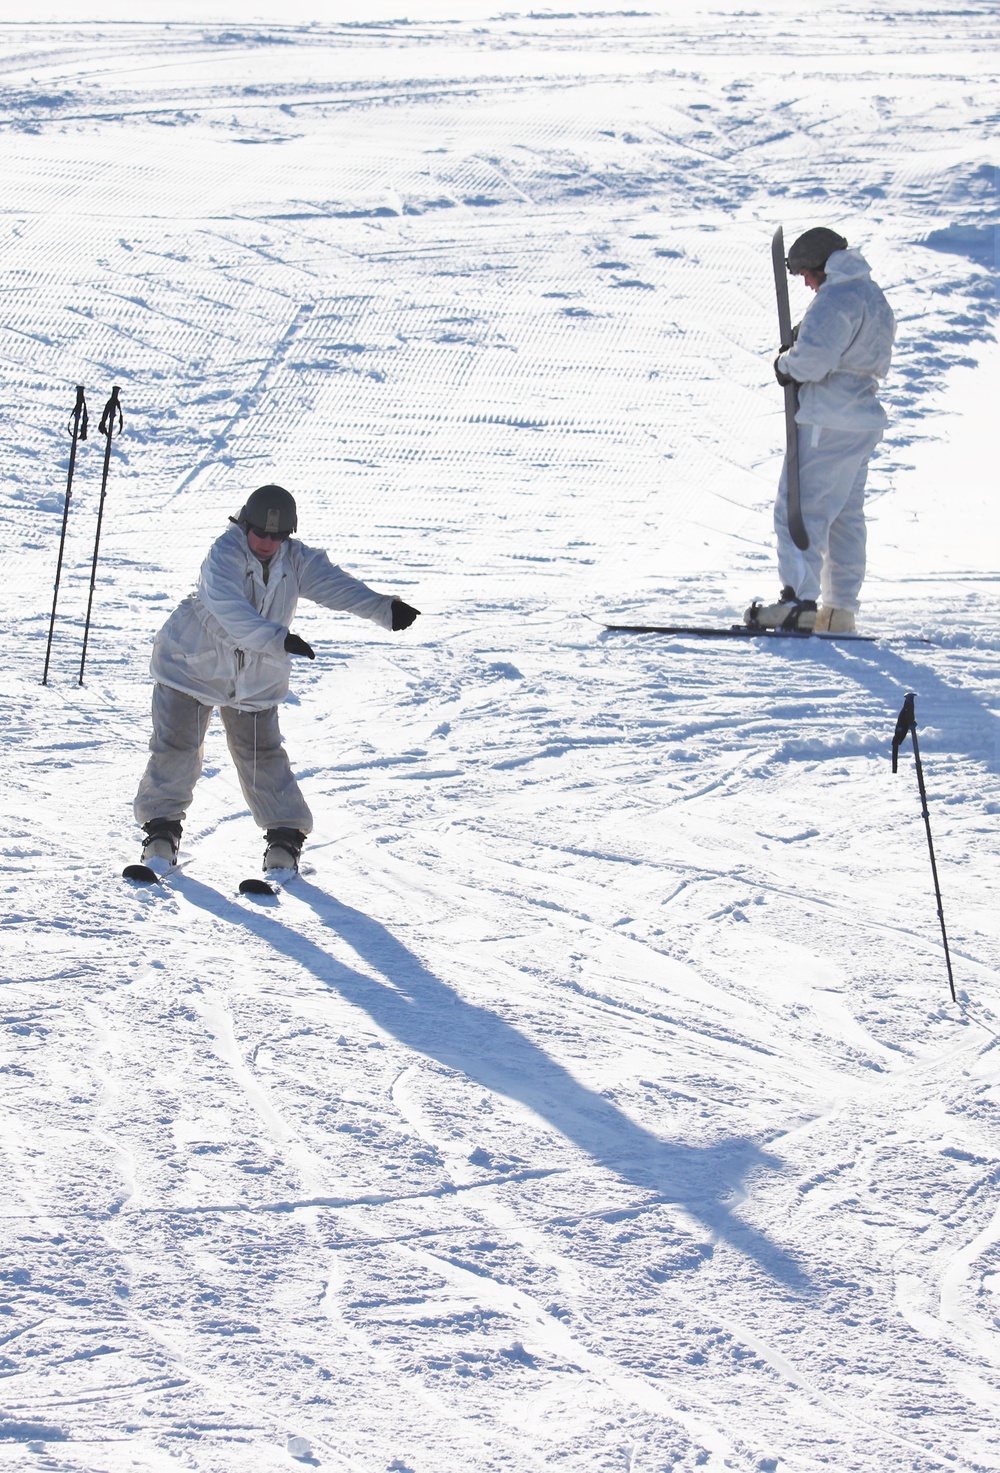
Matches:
[123,861,180,884]
[239,877,277,896]
[773,226,809,552]
[123,861,298,895]
[603,623,876,642]
[239,870,296,898]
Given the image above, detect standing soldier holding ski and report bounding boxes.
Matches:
[746,228,895,633]
[129,484,419,885]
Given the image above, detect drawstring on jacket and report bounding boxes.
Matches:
[252,711,258,798]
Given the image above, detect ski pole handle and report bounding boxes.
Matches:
[891,692,915,773]
[98,384,123,438]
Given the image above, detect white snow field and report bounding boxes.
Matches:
[1,3,998,1469]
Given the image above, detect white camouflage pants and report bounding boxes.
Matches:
[134,683,313,832]
[774,423,883,611]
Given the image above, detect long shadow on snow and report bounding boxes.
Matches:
[176,873,811,1294]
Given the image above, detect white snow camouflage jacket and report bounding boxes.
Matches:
[150,523,396,711]
[777,248,895,432]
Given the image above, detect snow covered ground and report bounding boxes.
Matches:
[1,4,998,1469]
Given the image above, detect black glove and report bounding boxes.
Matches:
[391,598,420,632]
[774,352,795,387]
[284,631,315,659]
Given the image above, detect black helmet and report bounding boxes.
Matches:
[786,227,848,274]
[233,483,298,536]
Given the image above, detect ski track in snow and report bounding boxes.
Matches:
[0,3,999,1469]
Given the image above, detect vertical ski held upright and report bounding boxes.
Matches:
[772,227,809,552]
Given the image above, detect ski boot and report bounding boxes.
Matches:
[238,827,308,896]
[263,827,306,872]
[745,586,817,632]
[141,818,183,867]
[814,606,856,634]
[123,818,183,884]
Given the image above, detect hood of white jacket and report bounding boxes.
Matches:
[823,248,873,284]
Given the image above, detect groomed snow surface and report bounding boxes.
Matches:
[1,4,999,1469]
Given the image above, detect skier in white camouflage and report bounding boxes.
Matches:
[747,227,895,633]
[133,484,419,875]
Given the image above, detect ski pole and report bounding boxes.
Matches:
[78,385,123,687]
[41,386,88,685]
[891,692,956,1003]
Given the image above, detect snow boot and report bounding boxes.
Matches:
[141,818,182,866]
[744,586,817,631]
[814,606,856,634]
[263,827,306,871]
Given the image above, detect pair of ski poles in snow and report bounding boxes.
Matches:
[42,384,124,686]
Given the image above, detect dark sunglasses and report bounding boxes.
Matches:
[247,524,291,543]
